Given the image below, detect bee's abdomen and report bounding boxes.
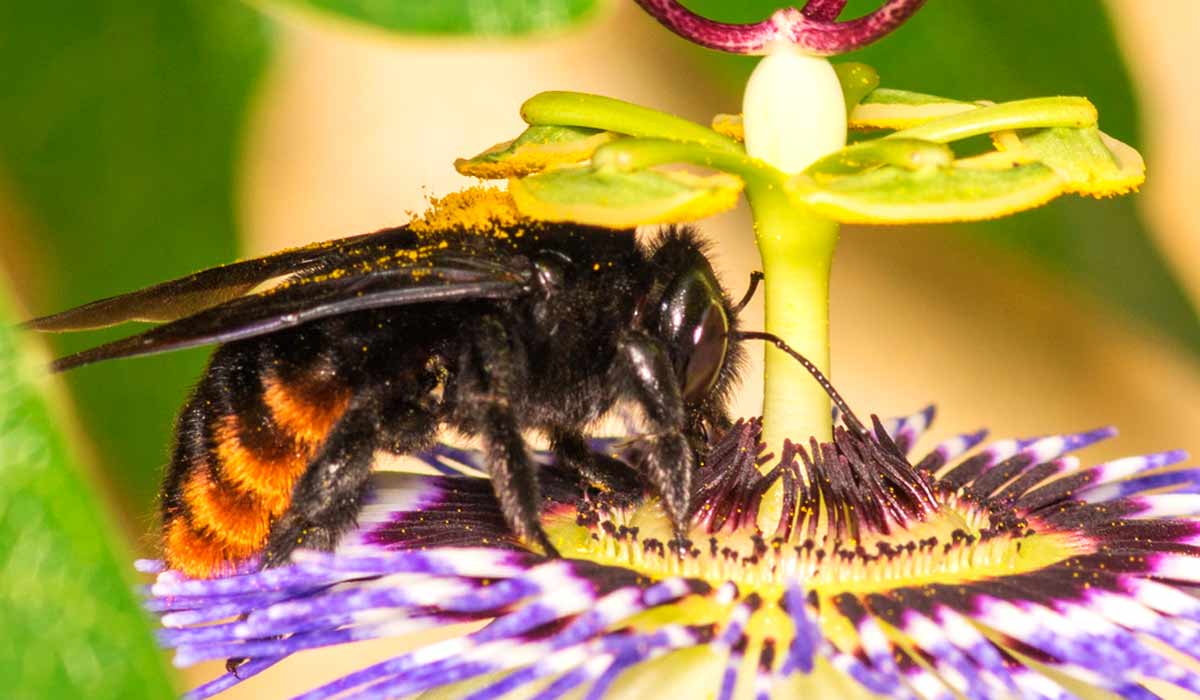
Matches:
[162,348,351,578]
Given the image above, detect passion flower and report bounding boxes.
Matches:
[148,395,1200,699]
[143,4,1176,699]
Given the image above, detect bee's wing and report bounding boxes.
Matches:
[23,228,407,332]
[48,259,531,372]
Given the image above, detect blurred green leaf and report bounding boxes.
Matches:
[272,0,597,35]
[0,291,175,699]
[684,0,1200,352]
[0,0,271,511]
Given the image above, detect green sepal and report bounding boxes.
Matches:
[509,167,742,228]
[454,125,616,178]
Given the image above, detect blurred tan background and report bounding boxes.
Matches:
[171,0,1200,695]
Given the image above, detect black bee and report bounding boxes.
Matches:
[27,217,761,577]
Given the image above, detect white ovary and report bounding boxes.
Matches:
[742,44,846,174]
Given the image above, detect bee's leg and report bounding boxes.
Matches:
[551,429,641,496]
[612,330,693,543]
[703,405,734,435]
[261,390,435,567]
[462,317,559,557]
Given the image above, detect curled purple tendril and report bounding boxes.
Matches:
[633,0,927,56]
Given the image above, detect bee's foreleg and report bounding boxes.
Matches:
[551,429,641,497]
[463,317,559,558]
[613,330,693,545]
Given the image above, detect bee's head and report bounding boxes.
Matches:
[641,227,748,435]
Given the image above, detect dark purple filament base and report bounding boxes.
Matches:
[633,0,927,56]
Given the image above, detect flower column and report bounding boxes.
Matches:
[633,0,926,448]
[742,44,846,449]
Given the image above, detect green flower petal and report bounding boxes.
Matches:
[509,167,742,228]
[454,125,617,178]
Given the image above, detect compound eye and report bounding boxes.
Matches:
[681,303,728,402]
[659,267,729,404]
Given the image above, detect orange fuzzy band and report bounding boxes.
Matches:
[164,517,256,579]
[262,372,351,446]
[212,415,310,513]
[182,467,274,551]
[165,376,351,578]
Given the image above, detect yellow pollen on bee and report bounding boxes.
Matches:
[408,186,528,237]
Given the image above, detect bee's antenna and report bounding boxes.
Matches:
[731,271,764,314]
[734,330,868,436]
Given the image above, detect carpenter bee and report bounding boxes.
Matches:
[27,214,762,578]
